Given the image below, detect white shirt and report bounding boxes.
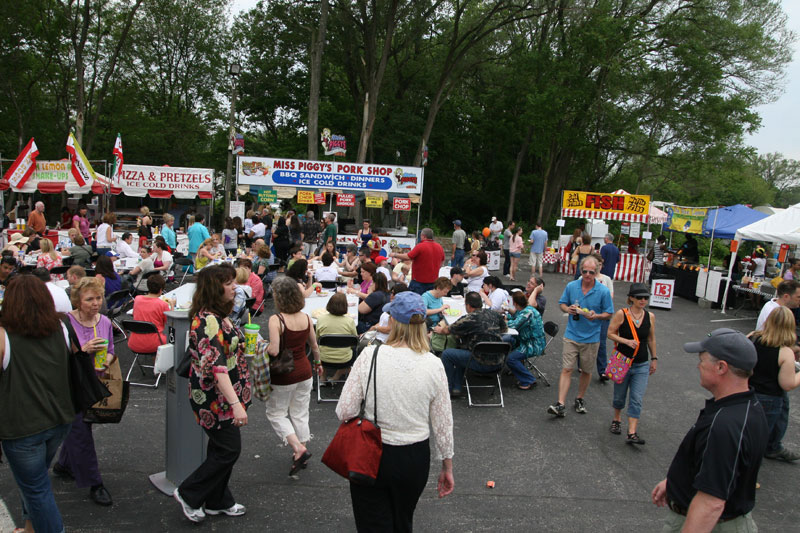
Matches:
[222,228,238,250]
[250,223,266,238]
[375,312,390,343]
[314,264,339,282]
[489,221,503,240]
[237,283,252,297]
[47,282,72,313]
[96,223,113,247]
[756,299,781,331]
[751,257,766,277]
[465,266,488,293]
[336,344,454,460]
[596,273,614,298]
[487,288,510,311]
[376,265,392,282]
[117,240,139,259]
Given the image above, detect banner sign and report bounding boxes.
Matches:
[366,196,383,208]
[298,191,326,204]
[393,197,411,211]
[257,189,278,203]
[4,138,39,188]
[321,128,346,156]
[65,132,96,187]
[229,201,245,220]
[1,160,92,194]
[666,206,707,234]
[119,164,213,199]
[336,193,355,206]
[237,157,423,194]
[561,190,650,219]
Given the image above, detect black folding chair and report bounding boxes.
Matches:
[523,321,558,387]
[316,334,358,403]
[174,257,194,286]
[121,319,165,388]
[61,256,74,266]
[106,289,133,340]
[465,341,511,408]
[49,265,71,277]
[319,280,338,289]
[233,297,256,326]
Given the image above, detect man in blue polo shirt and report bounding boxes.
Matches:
[548,256,614,417]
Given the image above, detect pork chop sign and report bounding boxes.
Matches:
[237,157,423,195]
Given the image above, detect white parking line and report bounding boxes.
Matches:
[0,497,15,532]
[710,317,755,322]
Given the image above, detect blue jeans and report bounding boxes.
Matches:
[441,348,500,392]
[501,334,536,386]
[451,249,465,269]
[612,361,650,419]
[2,423,72,533]
[596,320,610,377]
[756,392,788,454]
[408,280,434,295]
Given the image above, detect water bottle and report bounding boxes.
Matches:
[572,299,580,321]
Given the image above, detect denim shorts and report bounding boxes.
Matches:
[510,252,521,258]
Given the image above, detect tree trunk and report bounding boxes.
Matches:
[307,0,329,160]
[506,125,534,222]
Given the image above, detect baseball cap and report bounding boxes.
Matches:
[453,219,461,226]
[491,216,497,222]
[683,328,757,371]
[382,291,426,324]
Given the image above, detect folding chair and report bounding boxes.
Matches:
[233,297,256,326]
[121,319,165,388]
[319,280,338,289]
[49,265,71,277]
[523,321,558,387]
[316,334,358,403]
[174,257,194,286]
[465,341,511,408]
[106,289,133,340]
[61,256,74,266]
[133,270,163,296]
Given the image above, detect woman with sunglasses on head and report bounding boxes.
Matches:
[606,283,657,445]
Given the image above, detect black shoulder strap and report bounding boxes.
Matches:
[60,315,80,353]
[359,345,380,424]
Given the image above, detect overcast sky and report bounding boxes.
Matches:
[231,0,799,160]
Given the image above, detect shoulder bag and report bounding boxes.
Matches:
[270,314,296,375]
[646,248,655,262]
[604,309,640,384]
[62,317,112,412]
[322,345,383,485]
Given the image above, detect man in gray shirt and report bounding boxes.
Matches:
[451,220,467,268]
[502,220,515,277]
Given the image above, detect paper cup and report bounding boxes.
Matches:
[244,323,260,356]
[94,339,109,370]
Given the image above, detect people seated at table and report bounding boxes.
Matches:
[151,240,173,278]
[153,235,173,255]
[66,234,93,268]
[314,252,339,282]
[525,276,546,315]
[65,265,86,299]
[287,245,305,270]
[316,292,359,383]
[37,238,64,279]
[127,246,156,292]
[348,262,376,300]
[129,275,174,354]
[236,258,264,313]
[287,258,319,298]
[4,232,29,259]
[116,232,140,259]
[423,277,453,327]
[227,265,250,323]
[392,259,410,284]
[340,245,361,277]
[356,272,390,335]
[95,255,123,301]
[375,255,392,282]
[22,228,40,252]
[0,255,18,287]
[370,283,408,343]
[479,276,510,312]
[32,267,72,312]
[209,233,226,257]
[447,267,465,297]
[502,291,546,390]
[194,237,219,270]
[464,250,489,293]
[310,241,336,263]
[252,238,273,276]
[434,291,508,397]
[235,267,252,297]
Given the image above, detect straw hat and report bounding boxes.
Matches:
[9,233,29,245]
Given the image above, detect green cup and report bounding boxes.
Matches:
[244,324,260,356]
[94,339,110,370]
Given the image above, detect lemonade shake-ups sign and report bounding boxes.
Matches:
[561,190,650,219]
[667,206,708,234]
[238,157,423,195]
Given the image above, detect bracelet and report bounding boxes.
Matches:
[651,357,658,360]
[230,400,240,406]
[313,360,322,365]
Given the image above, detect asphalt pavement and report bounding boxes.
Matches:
[1,263,799,532]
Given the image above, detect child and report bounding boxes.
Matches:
[371,283,408,343]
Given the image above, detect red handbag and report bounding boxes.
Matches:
[321,346,383,485]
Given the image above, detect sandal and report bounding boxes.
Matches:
[516,381,536,390]
[626,432,646,445]
[610,420,621,435]
[289,451,312,476]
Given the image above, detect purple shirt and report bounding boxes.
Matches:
[73,214,90,240]
[67,313,115,357]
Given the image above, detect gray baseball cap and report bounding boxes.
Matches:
[683,328,757,371]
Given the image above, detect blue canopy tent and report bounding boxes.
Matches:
[701,204,768,240]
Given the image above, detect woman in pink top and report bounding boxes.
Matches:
[129,275,173,353]
[509,227,524,281]
[72,204,91,243]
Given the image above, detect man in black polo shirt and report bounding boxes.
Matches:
[652,328,768,532]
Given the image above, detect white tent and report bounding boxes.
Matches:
[721,203,800,312]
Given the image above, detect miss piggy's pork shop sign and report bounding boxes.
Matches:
[238,157,423,195]
[120,165,214,199]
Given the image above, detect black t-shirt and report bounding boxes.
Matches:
[447,282,465,297]
[666,389,767,519]
[617,309,650,364]
[359,290,390,328]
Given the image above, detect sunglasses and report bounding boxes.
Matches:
[581,269,596,275]
[633,295,649,300]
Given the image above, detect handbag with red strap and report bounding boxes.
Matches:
[604,309,641,384]
[321,345,383,485]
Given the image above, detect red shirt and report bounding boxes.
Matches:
[407,239,445,283]
[129,296,170,353]
[247,272,264,310]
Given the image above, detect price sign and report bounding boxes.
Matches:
[556,219,565,227]
[630,222,641,238]
[620,222,630,235]
[366,196,383,208]
[393,197,411,211]
[297,190,315,204]
[336,194,355,207]
[257,189,277,203]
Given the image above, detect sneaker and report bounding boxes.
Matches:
[574,398,587,414]
[765,447,800,462]
[609,420,621,435]
[205,503,247,517]
[174,488,206,523]
[547,402,566,417]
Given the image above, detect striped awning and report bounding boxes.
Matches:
[560,208,649,223]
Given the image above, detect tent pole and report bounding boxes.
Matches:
[720,242,737,314]
[415,167,424,239]
[707,207,719,270]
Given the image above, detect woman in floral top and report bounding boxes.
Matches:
[37,238,64,280]
[503,291,546,390]
[174,264,251,524]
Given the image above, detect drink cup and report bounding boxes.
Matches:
[244,323,260,356]
[94,339,109,370]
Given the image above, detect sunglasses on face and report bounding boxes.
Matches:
[581,269,596,275]
[633,295,649,300]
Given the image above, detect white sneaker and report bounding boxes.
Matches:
[173,488,206,523]
[205,503,247,517]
